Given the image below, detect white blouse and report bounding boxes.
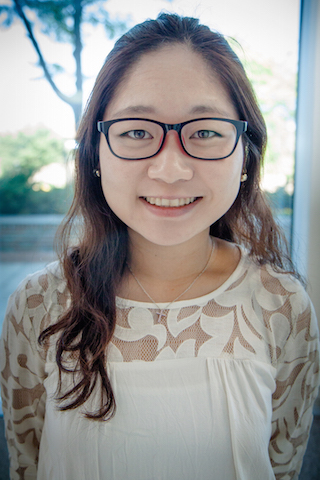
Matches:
[0,248,319,480]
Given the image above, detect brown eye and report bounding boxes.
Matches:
[191,130,218,139]
[123,130,153,139]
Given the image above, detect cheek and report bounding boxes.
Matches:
[100,168,130,223]
[99,141,122,182]
[99,147,141,211]
[205,157,242,192]
[99,147,121,204]
[100,164,126,207]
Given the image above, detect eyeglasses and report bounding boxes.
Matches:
[97,117,247,161]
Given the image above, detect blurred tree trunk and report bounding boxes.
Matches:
[4,0,127,129]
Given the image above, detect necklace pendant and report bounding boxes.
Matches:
[156,309,165,322]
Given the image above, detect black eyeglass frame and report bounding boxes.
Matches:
[97,117,248,161]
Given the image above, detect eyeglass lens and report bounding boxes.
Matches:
[108,119,239,160]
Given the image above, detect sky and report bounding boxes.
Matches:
[0,0,300,139]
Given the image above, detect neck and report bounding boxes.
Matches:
[120,229,215,303]
[128,229,212,282]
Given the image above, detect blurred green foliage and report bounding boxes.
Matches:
[0,129,73,214]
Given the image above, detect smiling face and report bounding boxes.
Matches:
[98,44,245,247]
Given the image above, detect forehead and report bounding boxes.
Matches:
[104,44,238,121]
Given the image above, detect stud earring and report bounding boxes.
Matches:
[93,168,101,178]
[241,171,248,182]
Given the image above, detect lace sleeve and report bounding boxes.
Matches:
[269,285,320,480]
[0,278,48,480]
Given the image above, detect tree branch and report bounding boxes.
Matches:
[13,0,74,106]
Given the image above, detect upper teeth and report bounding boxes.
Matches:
[145,197,196,207]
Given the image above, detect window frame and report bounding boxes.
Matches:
[292,0,320,322]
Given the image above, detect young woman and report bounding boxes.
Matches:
[1,13,319,480]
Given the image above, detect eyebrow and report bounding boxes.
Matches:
[189,105,233,117]
[111,105,156,118]
[111,104,233,119]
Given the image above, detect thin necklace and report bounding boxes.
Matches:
[126,238,215,322]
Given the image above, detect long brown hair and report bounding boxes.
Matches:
[39,13,297,420]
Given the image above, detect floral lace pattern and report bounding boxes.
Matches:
[0,252,319,480]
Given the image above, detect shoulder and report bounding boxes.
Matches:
[239,250,318,344]
[22,260,67,295]
[240,249,308,302]
[3,261,69,340]
[11,260,67,306]
[216,247,314,325]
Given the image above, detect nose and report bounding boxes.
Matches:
[147,131,193,183]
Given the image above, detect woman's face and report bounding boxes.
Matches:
[99,45,244,247]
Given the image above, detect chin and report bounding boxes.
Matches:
[128,225,212,247]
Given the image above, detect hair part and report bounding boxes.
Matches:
[39,13,298,420]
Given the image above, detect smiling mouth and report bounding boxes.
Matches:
[142,197,199,207]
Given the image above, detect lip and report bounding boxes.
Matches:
[140,196,202,217]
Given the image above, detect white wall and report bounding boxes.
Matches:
[292,0,320,324]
